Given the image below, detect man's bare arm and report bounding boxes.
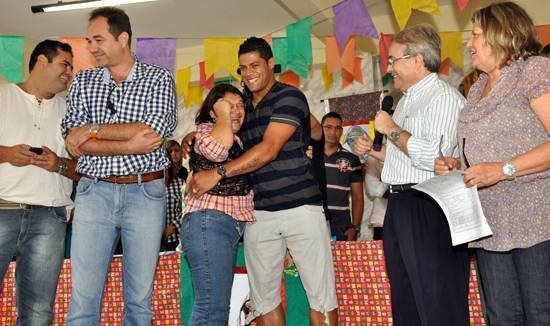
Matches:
[74,128,162,156]
[225,122,296,177]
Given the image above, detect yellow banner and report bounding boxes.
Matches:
[204,38,244,80]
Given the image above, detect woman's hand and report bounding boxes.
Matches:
[464,162,505,188]
[212,99,232,119]
[434,157,460,175]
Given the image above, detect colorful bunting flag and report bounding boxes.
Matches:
[176,67,190,97]
[59,37,96,74]
[535,24,550,45]
[379,33,393,75]
[278,70,300,88]
[342,56,363,88]
[286,17,313,79]
[184,86,203,109]
[204,38,243,81]
[199,61,214,90]
[456,0,469,11]
[0,36,24,83]
[439,57,452,75]
[325,36,356,75]
[273,37,288,74]
[440,31,463,68]
[390,0,441,30]
[333,0,379,51]
[321,66,333,91]
[136,38,176,72]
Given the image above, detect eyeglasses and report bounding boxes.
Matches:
[387,54,412,66]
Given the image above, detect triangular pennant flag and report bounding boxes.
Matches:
[204,38,243,81]
[184,86,203,109]
[342,70,353,88]
[278,70,300,88]
[136,38,176,72]
[456,0,469,11]
[379,33,393,75]
[199,61,214,90]
[59,37,96,74]
[325,36,356,75]
[0,35,24,83]
[390,0,441,30]
[286,17,313,79]
[333,0,379,51]
[321,66,333,91]
[439,31,463,68]
[176,67,190,97]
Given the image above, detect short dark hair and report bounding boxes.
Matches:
[238,37,273,61]
[321,112,343,124]
[89,6,132,47]
[195,84,244,125]
[29,40,72,72]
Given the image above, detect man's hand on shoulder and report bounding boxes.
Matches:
[0,144,36,166]
[181,131,196,159]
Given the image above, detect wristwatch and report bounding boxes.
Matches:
[388,128,405,143]
[349,225,361,232]
[502,161,516,181]
[216,164,227,179]
[90,123,100,140]
[57,158,68,174]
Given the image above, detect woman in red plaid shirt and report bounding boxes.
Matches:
[181,84,254,325]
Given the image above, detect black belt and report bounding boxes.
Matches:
[388,183,417,194]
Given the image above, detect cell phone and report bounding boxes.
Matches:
[29,147,43,155]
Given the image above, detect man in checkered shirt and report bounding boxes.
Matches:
[60,7,176,325]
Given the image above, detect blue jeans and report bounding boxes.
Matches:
[67,177,165,326]
[476,240,550,326]
[181,209,245,326]
[0,206,67,326]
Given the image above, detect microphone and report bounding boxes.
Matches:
[372,95,394,151]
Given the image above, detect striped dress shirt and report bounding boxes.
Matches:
[381,73,465,185]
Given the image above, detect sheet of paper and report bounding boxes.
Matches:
[412,171,492,246]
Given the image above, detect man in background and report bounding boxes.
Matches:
[321,112,363,241]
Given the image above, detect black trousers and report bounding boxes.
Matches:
[383,189,470,326]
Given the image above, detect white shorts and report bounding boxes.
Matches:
[244,205,338,316]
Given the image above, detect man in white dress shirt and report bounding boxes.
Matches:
[355,24,470,326]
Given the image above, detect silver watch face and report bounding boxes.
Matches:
[503,163,516,177]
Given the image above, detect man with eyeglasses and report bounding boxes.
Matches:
[60,7,176,325]
[0,40,80,325]
[354,24,469,325]
[187,37,338,325]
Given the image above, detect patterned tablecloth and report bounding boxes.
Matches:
[0,241,485,325]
